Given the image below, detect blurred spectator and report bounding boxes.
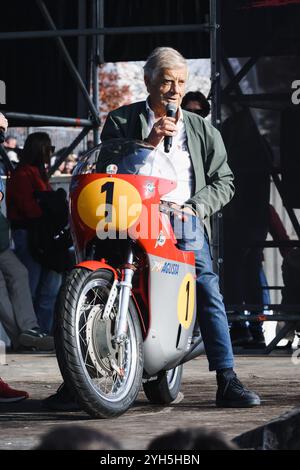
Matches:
[52,161,66,176]
[0,113,7,175]
[0,115,30,402]
[222,109,271,349]
[0,377,29,403]
[50,146,67,174]
[6,132,62,334]
[3,135,17,150]
[181,91,211,118]
[0,122,54,349]
[87,139,94,151]
[62,154,77,175]
[148,427,238,450]
[3,134,19,167]
[42,383,80,411]
[34,425,122,450]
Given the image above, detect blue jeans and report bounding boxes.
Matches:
[171,214,234,371]
[12,229,62,334]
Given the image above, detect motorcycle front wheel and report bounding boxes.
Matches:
[55,268,144,418]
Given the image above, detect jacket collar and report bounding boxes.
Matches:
[138,101,149,140]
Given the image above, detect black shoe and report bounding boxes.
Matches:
[19,328,54,351]
[42,383,81,411]
[216,371,261,408]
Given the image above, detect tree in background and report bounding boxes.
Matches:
[99,64,132,125]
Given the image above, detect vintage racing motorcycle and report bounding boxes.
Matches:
[55,139,204,418]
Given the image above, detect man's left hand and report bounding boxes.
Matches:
[170,203,197,221]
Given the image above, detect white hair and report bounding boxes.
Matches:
[143,47,187,83]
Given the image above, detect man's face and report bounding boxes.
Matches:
[184,100,202,113]
[145,67,187,116]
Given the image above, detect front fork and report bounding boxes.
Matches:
[115,246,135,342]
[103,245,135,375]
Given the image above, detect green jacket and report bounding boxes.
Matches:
[101,101,234,237]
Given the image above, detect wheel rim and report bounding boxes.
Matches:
[75,277,138,402]
[166,366,180,390]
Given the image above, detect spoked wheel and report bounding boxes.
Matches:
[55,268,143,418]
[143,365,183,404]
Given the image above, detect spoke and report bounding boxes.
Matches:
[104,374,108,394]
[79,332,87,348]
[78,322,88,335]
[84,338,91,364]
[111,372,118,393]
[96,364,100,381]
[91,288,106,304]
[82,309,88,325]
[80,302,91,311]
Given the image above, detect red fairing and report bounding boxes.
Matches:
[70,173,195,266]
[76,260,118,279]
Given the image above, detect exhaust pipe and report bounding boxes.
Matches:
[178,337,205,366]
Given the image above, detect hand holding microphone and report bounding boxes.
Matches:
[146,103,178,150]
[164,103,177,153]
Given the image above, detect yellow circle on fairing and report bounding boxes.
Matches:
[177,273,195,330]
[77,177,143,231]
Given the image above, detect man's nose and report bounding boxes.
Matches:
[171,81,180,94]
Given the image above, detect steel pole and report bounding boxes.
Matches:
[210,0,223,279]
[5,112,93,127]
[92,0,100,145]
[36,0,100,126]
[0,24,210,41]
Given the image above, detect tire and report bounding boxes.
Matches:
[143,365,183,404]
[55,268,144,418]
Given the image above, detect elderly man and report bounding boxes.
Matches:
[101,47,260,408]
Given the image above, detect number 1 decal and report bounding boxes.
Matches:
[77,177,142,231]
[101,181,115,222]
[185,281,190,322]
[177,273,195,329]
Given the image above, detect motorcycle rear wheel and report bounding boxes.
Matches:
[143,365,183,404]
[55,268,144,418]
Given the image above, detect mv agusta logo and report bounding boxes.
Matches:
[151,260,180,275]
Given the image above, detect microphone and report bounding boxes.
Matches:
[164,103,177,153]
